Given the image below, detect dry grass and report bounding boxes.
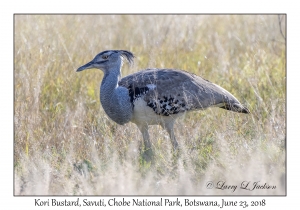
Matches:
[14,15,286,195]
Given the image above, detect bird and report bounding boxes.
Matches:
[77,50,249,160]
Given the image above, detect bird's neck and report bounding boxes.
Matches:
[100,67,121,98]
[100,59,123,92]
[100,62,132,125]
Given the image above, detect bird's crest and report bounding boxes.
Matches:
[119,50,135,66]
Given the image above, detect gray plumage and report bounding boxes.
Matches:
[77,50,249,160]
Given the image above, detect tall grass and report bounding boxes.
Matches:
[14,15,285,195]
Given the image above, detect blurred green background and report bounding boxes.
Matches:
[14,15,285,195]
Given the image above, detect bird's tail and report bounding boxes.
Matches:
[220,102,250,114]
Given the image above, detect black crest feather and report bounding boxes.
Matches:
[119,50,135,66]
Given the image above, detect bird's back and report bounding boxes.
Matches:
[119,68,249,116]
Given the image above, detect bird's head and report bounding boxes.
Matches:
[76,50,134,72]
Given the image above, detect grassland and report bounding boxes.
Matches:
[14,15,286,195]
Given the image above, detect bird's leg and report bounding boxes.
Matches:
[164,121,179,151]
[164,121,180,166]
[137,124,153,161]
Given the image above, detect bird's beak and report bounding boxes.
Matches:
[76,61,94,72]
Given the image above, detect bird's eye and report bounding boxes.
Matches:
[102,55,109,59]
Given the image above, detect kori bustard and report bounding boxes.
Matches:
[77,50,249,159]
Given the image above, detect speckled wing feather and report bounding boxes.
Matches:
[118,69,249,116]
